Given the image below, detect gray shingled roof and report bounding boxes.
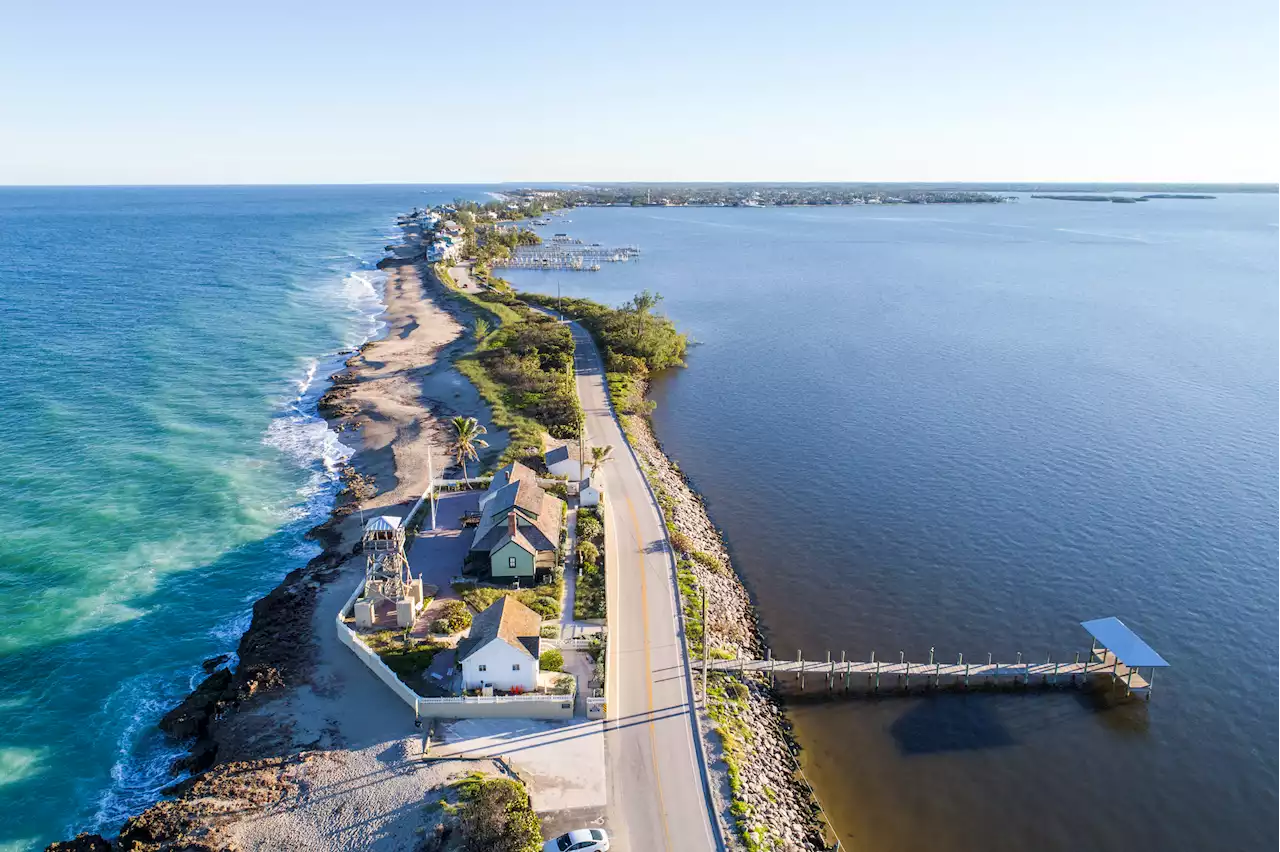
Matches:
[545,446,571,465]
[456,596,542,661]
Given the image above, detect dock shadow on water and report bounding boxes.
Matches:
[775,679,1152,757]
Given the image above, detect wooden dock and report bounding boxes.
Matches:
[700,616,1167,702]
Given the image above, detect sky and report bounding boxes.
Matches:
[1,1,1276,185]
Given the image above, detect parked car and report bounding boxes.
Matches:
[544,828,610,852]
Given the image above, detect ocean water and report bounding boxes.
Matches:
[501,195,1280,852]
[0,185,489,850]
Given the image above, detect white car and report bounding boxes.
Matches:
[544,828,610,852]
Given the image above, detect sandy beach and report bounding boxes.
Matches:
[50,241,505,850]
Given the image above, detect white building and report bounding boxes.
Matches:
[544,446,581,480]
[579,475,601,508]
[456,597,542,693]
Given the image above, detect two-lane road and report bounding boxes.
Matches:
[564,317,720,852]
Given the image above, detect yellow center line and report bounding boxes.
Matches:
[627,494,674,852]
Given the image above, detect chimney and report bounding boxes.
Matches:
[508,512,518,536]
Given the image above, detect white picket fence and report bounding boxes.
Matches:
[418,693,569,705]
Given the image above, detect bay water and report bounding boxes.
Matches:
[0,185,486,850]
[501,195,1279,852]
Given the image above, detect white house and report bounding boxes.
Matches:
[579,475,601,508]
[544,446,581,480]
[456,597,542,693]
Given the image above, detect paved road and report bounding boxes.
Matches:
[563,318,720,852]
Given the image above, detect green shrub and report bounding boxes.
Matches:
[577,540,599,567]
[692,550,725,574]
[577,513,602,542]
[453,773,542,852]
[436,599,472,633]
[669,529,693,554]
[552,674,575,695]
[539,649,565,671]
[540,624,560,639]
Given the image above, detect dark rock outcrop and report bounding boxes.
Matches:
[158,669,231,741]
[199,654,230,674]
[45,834,112,852]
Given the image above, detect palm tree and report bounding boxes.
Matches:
[473,317,491,341]
[588,444,614,478]
[450,416,488,485]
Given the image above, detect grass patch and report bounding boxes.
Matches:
[677,562,704,652]
[454,580,563,620]
[705,672,762,848]
[362,630,441,682]
[692,550,726,575]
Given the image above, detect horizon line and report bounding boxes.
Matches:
[1,180,1277,190]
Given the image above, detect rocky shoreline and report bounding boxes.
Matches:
[619,381,832,851]
[48,254,470,851]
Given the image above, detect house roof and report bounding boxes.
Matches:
[456,596,542,661]
[493,513,536,556]
[491,479,543,517]
[471,461,563,553]
[490,460,538,492]
[545,446,571,466]
[363,515,402,532]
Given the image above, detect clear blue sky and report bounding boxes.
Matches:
[1,1,1276,185]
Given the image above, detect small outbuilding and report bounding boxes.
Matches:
[544,445,581,480]
[456,597,543,693]
[579,475,601,508]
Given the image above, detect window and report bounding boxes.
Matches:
[508,556,517,569]
[512,663,521,671]
[478,664,487,672]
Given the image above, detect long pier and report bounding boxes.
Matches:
[701,617,1168,702]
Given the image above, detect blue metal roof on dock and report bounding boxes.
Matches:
[1081,617,1169,667]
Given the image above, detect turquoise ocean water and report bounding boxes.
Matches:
[0,186,486,850]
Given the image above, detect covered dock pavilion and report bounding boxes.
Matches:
[1081,616,1169,700]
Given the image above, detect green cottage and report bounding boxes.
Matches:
[469,461,564,582]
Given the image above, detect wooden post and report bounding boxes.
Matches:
[870,650,876,690]
[798,649,803,690]
[700,589,708,707]
[988,652,993,686]
[899,650,905,691]
[1075,650,1082,684]
[1016,651,1024,685]
[962,653,969,688]
[1146,667,1155,701]
[841,651,848,693]
[767,647,774,687]
[826,651,832,691]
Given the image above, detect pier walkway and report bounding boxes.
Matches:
[704,617,1168,701]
